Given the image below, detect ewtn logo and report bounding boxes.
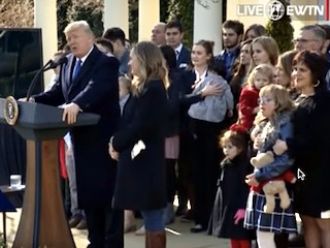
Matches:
[237,0,329,21]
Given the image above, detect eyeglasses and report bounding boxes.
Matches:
[258,96,274,105]
[293,38,318,43]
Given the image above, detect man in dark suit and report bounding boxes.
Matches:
[215,20,244,82]
[165,20,191,69]
[165,20,193,219]
[33,20,123,248]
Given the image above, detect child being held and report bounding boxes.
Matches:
[237,64,275,131]
[208,124,253,248]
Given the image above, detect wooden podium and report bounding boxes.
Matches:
[0,97,100,248]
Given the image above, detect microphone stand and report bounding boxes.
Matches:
[26,60,54,102]
[24,57,66,247]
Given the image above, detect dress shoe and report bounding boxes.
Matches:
[76,219,87,230]
[69,216,82,228]
[190,224,206,233]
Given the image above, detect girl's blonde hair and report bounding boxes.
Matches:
[255,84,294,124]
[131,41,169,96]
[251,36,279,66]
[246,63,275,88]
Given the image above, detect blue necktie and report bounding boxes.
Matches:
[72,59,82,81]
[175,50,180,60]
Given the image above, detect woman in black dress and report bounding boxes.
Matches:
[274,51,330,247]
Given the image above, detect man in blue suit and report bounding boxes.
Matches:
[165,20,191,69]
[33,20,123,248]
[215,20,244,82]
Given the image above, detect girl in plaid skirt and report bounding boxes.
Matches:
[244,85,297,248]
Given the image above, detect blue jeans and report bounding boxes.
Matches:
[141,208,166,231]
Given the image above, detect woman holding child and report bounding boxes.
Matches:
[274,51,330,248]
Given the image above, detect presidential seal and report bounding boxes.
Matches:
[4,96,19,125]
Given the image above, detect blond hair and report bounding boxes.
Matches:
[131,41,169,96]
[246,63,275,88]
[251,36,279,66]
[254,84,294,124]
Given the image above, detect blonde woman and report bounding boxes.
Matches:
[109,41,168,247]
[251,36,279,68]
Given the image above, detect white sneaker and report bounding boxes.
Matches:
[135,225,145,235]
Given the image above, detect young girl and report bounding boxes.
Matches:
[208,124,252,248]
[237,63,275,131]
[244,84,297,248]
[251,36,279,68]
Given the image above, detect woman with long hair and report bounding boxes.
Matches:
[251,36,279,68]
[187,39,234,233]
[109,41,169,247]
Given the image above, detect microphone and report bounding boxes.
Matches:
[26,56,68,101]
[47,56,68,69]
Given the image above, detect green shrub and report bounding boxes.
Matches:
[168,0,194,48]
[266,0,294,53]
[57,0,103,49]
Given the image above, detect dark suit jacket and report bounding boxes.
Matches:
[112,79,167,210]
[177,45,191,69]
[34,46,120,208]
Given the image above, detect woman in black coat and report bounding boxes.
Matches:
[273,51,330,248]
[109,41,168,248]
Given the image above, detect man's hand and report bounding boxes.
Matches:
[108,143,119,161]
[62,103,81,124]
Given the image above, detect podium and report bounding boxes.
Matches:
[0,97,100,248]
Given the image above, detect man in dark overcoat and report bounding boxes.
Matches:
[33,20,123,248]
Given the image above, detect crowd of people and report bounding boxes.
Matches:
[35,18,330,248]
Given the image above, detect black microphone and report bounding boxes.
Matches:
[26,56,68,101]
[47,56,68,69]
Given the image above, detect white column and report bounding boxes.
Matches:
[104,0,129,38]
[193,0,222,54]
[138,0,160,41]
[34,0,58,88]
